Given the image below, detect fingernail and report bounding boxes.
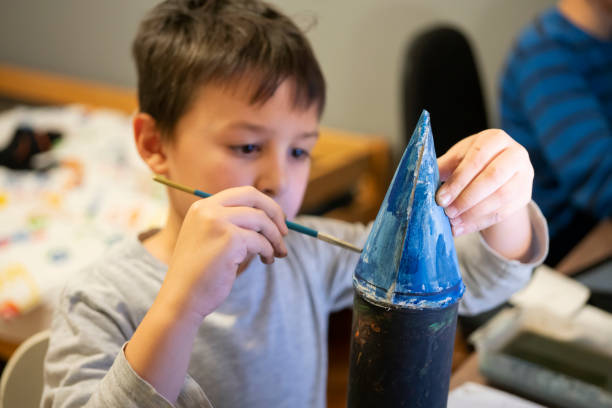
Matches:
[438,191,451,206]
[454,226,464,236]
[446,206,458,218]
[451,217,462,226]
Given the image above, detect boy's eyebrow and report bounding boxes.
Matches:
[300,131,319,139]
[225,121,319,138]
[225,121,268,134]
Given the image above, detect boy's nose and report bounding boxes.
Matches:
[256,152,287,198]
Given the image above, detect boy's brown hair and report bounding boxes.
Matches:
[133,0,326,139]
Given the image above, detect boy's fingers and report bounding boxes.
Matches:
[443,149,520,218]
[242,229,275,264]
[449,174,520,229]
[215,186,288,235]
[223,207,287,257]
[451,202,523,236]
[437,132,510,208]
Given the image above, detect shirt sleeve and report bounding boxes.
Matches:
[515,45,612,218]
[41,285,212,408]
[456,201,549,316]
[310,199,547,316]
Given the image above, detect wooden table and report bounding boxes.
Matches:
[449,219,612,392]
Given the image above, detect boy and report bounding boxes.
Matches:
[42,0,548,406]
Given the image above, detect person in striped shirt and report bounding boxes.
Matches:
[500,0,612,265]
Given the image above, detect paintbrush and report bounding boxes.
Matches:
[153,175,363,253]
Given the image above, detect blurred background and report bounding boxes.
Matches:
[3,1,611,408]
[0,0,555,151]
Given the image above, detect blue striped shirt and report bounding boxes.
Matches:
[500,8,612,238]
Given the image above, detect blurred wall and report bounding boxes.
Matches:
[0,0,556,150]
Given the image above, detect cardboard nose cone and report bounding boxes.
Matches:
[353,109,464,308]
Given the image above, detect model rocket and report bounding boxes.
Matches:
[347,110,465,408]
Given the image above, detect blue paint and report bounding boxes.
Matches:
[353,110,464,308]
[48,247,69,263]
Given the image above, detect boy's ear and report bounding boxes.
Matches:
[133,113,168,175]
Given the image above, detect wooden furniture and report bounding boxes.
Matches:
[0,342,18,362]
[449,351,484,390]
[0,64,137,114]
[303,129,391,222]
[449,218,612,394]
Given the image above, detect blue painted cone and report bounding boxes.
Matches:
[347,110,465,408]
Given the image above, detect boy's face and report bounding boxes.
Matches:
[162,80,320,221]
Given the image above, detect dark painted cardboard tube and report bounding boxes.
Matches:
[347,293,458,408]
[347,111,463,408]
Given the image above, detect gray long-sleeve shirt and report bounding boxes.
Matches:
[42,204,548,407]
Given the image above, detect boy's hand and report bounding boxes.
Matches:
[126,186,288,402]
[159,186,289,321]
[435,129,533,242]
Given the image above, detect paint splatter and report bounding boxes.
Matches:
[48,248,69,263]
[0,191,8,209]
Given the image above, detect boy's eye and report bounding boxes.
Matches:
[231,144,261,155]
[291,148,310,159]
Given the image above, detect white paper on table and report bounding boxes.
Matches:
[448,382,546,408]
[573,305,612,351]
[510,265,590,318]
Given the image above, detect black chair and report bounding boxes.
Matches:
[402,26,488,156]
[402,27,493,337]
